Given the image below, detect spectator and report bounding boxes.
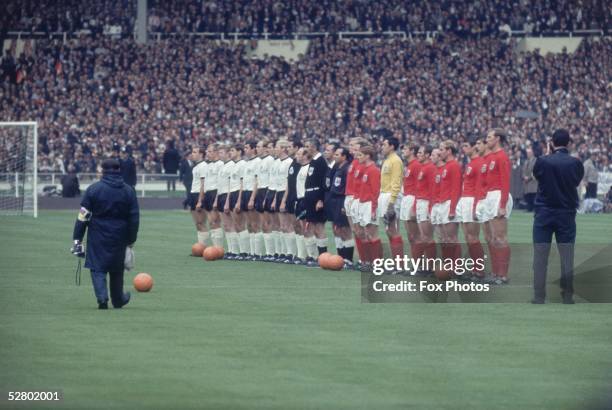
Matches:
[179,150,193,209]
[583,153,599,199]
[522,147,538,212]
[119,147,137,188]
[162,139,180,191]
[61,164,80,197]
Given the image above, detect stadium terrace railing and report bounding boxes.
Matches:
[5,29,607,42]
[1,171,610,200]
[1,172,191,199]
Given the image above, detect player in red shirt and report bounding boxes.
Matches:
[344,137,367,264]
[458,138,486,279]
[356,145,382,269]
[415,145,438,261]
[483,128,512,284]
[436,140,463,269]
[399,143,421,259]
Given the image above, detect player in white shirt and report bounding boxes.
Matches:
[241,140,263,260]
[212,145,232,254]
[189,146,208,246]
[201,144,224,248]
[226,145,248,260]
[279,140,302,264]
[270,139,294,262]
[257,140,277,260]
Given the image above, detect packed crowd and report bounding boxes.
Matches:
[149,0,611,35]
[3,0,610,37]
[3,0,135,36]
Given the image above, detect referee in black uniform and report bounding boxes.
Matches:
[532,129,584,304]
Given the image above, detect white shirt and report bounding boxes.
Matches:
[230,159,245,193]
[205,160,223,191]
[272,156,292,191]
[242,157,258,191]
[296,163,309,199]
[218,161,233,195]
[190,161,207,194]
[258,155,275,188]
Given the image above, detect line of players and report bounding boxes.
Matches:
[187,128,512,284]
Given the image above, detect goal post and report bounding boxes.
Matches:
[0,122,38,218]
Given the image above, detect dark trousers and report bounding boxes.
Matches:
[524,192,536,212]
[166,175,177,191]
[90,270,125,307]
[585,182,597,199]
[532,207,576,300]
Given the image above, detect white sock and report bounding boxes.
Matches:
[197,231,210,246]
[283,232,296,257]
[255,232,265,256]
[272,231,282,255]
[334,236,342,253]
[211,228,224,248]
[227,232,239,254]
[316,237,328,249]
[343,239,355,248]
[263,233,274,256]
[249,232,258,256]
[305,236,318,259]
[239,230,251,254]
[296,235,307,259]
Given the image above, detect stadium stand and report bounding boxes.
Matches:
[0,1,610,182]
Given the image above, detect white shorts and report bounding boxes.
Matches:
[456,196,476,223]
[416,199,430,223]
[344,195,354,218]
[376,192,401,220]
[350,197,361,219]
[431,200,456,225]
[399,194,416,221]
[476,190,513,222]
[357,201,378,227]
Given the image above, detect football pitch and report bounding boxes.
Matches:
[1,210,611,409]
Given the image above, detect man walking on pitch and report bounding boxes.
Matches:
[71,159,139,309]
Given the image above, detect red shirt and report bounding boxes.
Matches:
[350,160,363,199]
[402,159,421,196]
[439,159,462,211]
[345,159,360,197]
[475,153,491,200]
[485,149,511,208]
[415,161,437,201]
[358,162,381,206]
[462,156,482,198]
[431,164,442,204]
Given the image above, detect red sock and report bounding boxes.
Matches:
[355,238,365,262]
[467,241,485,274]
[425,241,437,259]
[497,245,511,278]
[453,243,463,261]
[440,242,451,260]
[410,242,421,259]
[389,235,404,259]
[371,239,384,260]
[488,245,499,276]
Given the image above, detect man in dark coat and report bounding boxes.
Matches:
[119,147,137,188]
[531,129,584,304]
[179,150,194,209]
[61,165,81,198]
[71,159,140,309]
[163,140,181,191]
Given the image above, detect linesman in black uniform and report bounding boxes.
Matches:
[304,138,329,258]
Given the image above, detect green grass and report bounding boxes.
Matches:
[0,211,611,409]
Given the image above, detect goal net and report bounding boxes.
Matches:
[0,122,38,217]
